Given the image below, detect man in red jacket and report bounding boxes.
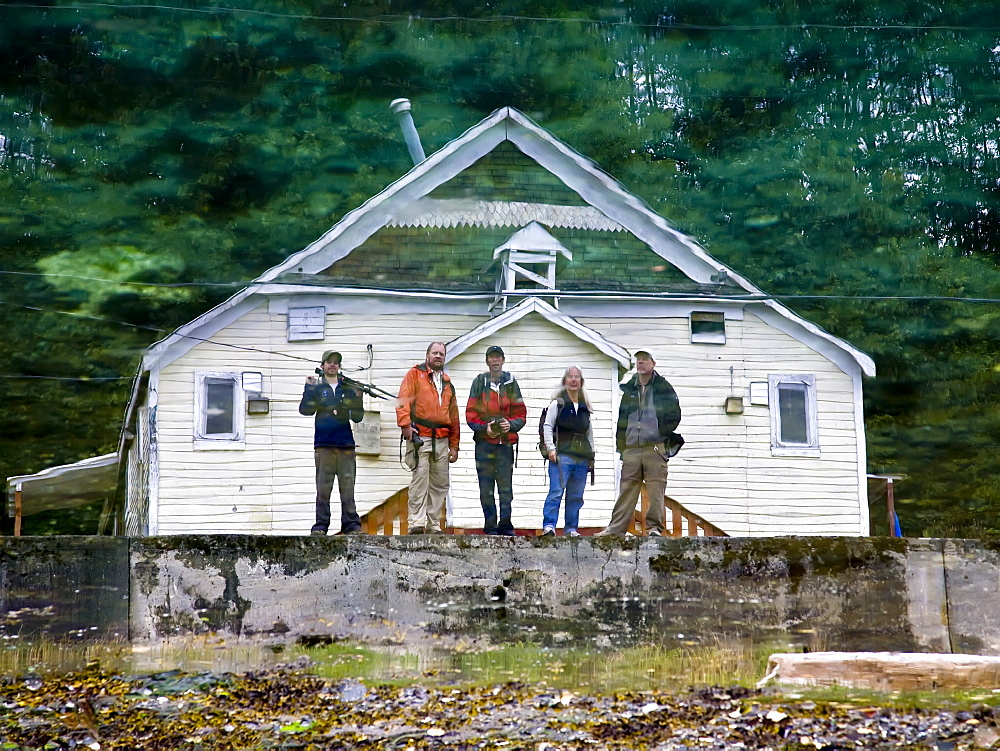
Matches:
[466,346,527,536]
[396,342,460,534]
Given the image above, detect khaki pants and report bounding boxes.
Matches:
[605,444,670,534]
[407,437,450,532]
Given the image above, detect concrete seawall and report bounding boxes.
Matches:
[3,536,1000,654]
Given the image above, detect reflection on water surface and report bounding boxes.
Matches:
[2,635,773,693]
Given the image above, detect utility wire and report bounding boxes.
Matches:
[0,374,131,381]
[6,275,1000,305]
[4,2,1000,32]
[0,270,242,289]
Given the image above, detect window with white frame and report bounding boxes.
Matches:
[194,371,245,448]
[768,374,819,455]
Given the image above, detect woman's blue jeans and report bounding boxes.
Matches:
[542,453,588,532]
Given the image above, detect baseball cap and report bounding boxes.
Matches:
[321,350,342,364]
[485,345,505,358]
[634,349,655,362]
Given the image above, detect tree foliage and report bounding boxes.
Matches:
[2,0,999,535]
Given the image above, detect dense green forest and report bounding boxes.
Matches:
[2,1,999,536]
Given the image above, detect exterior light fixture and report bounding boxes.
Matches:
[242,372,270,415]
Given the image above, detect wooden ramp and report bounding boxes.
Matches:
[359,487,727,537]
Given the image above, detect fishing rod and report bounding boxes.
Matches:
[314,369,395,401]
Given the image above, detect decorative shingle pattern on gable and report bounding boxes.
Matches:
[389,200,623,231]
[428,141,588,205]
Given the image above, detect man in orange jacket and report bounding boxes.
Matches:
[396,341,460,534]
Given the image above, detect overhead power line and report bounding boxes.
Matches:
[3,2,1000,32]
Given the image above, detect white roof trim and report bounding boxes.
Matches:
[141,288,264,372]
[447,297,632,368]
[752,303,876,377]
[255,108,515,283]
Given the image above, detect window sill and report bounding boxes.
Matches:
[193,438,247,451]
[771,446,820,458]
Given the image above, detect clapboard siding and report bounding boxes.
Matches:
[144,300,865,537]
[154,306,482,534]
[577,311,863,537]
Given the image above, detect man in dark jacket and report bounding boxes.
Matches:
[597,349,683,537]
[299,350,364,535]
[466,345,527,535]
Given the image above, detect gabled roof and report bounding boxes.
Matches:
[251,106,873,376]
[256,106,729,286]
[447,298,631,367]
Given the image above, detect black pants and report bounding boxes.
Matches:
[474,441,515,535]
[312,447,360,533]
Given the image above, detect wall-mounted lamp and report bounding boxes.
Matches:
[242,372,270,415]
[247,396,270,415]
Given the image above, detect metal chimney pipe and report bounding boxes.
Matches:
[389,98,426,165]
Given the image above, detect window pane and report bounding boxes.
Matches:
[690,311,726,343]
[205,378,235,435]
[777,383,808,444]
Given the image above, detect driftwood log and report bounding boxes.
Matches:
[759,652,1000,691]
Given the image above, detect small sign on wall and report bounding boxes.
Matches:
[355,411,382,455]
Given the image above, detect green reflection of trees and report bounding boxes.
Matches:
[1,1,998,536]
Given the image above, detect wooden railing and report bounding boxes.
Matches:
[359,486,727,538]
[360,488,451,535]
[630,487,728,537]
[362,487,410,535]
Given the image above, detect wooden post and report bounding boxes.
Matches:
[886,477,896,537]
[14,485,22,537]
[638,486,649,535]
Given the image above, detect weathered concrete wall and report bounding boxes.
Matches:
[127,536,1000,655]
[0,537,129,641]
[4,535,999,654]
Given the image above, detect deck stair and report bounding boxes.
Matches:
[358,486,727,537]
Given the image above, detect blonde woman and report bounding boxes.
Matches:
[540,366,594,537]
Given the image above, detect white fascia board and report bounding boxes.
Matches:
[752,302,876,377]
[447,297,632,368]
[853,372,871,536]
[141,288,265,373]
[255,109,515,283]
[147,362,160,536]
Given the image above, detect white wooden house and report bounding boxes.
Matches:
[115,106,875,537]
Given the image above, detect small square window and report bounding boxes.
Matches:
[690,312,726,344]
[768,374,819,455]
